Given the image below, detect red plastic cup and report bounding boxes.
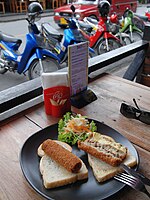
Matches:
[43,86,71,117]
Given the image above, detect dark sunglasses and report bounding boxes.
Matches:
[120,99,150,125]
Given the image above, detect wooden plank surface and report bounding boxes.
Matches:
[0,74,150,200]
[26,74,150,151]
[0,116,44,200]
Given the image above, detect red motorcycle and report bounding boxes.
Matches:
[145,6,150,21]
[78,1,122,55]
[80,15,122,55]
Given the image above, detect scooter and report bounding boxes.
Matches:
[40,5,95,65]
[133,6,150,32]
[78,12,122,55]
[0,10,60,80]
[80,16,132,46]
[119,8,143,43]
[65,3,122,55]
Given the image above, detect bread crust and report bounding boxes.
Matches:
[44,176,77,189]
[88,151,137,182]
[78,140,127,166]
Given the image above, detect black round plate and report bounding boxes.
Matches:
[20,119,139,200]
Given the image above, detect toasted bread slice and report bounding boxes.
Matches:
[78,132,127,166]
[88,150,137,183]
[40,155,88,189]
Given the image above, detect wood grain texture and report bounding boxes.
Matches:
[0,74,149,200]
[72,74,150,151]
[26,74,150,151]
[0,117,44,200]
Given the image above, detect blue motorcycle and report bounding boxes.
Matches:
[40,5,95,65]
[0,3,60,80]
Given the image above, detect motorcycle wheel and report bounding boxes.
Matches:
[97,38,122,55]
[28,57,60,80]
[0,66,7,74]
[128,31,143,43]
[0,49,7,74]
[133,16,145,32]
[121,36,132,46]
[89,52,94,58]
[131,32,143,43]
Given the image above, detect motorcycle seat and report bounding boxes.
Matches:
[134,14,149,22]
[85,17,98,25]
[41,23,63,42]
[72,29,87,42]
[0,31,22,45]
[78,20,92,29]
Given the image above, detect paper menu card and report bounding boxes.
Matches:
[68,42,89,96]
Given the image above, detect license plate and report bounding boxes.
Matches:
[60,18,67,25]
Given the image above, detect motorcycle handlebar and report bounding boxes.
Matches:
[64,17,70,23]
[26,18,30,23]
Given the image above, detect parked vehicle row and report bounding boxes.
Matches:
[53,0,138,29]
[40,6,95,66]
[0,2,95,80]
[80,7,143,43]
[0,1,146,80]
[41,1,142,60]
[0,2,61,80]
[79,15,132,46]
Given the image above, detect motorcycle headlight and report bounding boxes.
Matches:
[55,12,60,16]
[75,13,80,19]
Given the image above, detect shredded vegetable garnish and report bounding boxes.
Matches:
[58,112,97,145]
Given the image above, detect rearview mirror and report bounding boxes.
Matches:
[70,4,75,13]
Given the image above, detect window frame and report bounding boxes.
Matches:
[0,40,148,122]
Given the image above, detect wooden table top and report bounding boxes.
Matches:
[0,74,150,200]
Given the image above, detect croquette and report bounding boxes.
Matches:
[42,139,82,173]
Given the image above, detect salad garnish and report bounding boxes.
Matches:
[58,112,97,145]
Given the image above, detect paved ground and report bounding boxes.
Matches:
[0,9,53,22]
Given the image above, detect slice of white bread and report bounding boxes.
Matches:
[38,140,88,189]
[88,150,137,183]
[40,155,88,189]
